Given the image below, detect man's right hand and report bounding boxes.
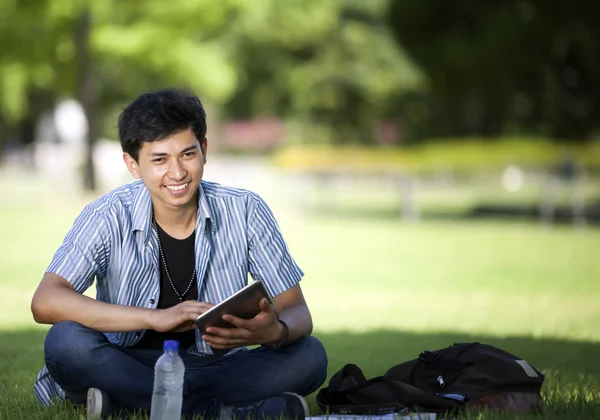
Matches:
[31,273,216,333]
[150,301,215,332]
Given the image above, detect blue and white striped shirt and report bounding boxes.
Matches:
[34,179,304,406]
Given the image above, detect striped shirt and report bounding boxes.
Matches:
[34,180,304,406]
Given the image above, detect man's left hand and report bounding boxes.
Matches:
[201,298,284,349]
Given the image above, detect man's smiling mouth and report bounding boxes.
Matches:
[165,182,189,191]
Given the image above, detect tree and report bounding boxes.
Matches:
[0,0,80,159]
[0,0,241,189]
[1,0,428,178]
[222,0,425,145]
[388,0,600,141]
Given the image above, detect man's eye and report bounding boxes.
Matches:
[153,158,165,163]
[183,152,195,158]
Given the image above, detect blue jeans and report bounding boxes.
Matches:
[44,321,328,416]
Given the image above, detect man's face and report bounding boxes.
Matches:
[123,128,207,213]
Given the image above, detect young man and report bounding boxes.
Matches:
[31,89,328,419]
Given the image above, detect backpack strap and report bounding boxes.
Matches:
[316,366,410,415]
[418,342,481,373]
[316,369,463,415]
[327,364,367,392]
[419,350,471,372]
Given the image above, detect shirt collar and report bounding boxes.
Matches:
[131,180,214,245]
[197,182,216,235]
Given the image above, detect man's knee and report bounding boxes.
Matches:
[291,336,328,385]
[44,321,97,368]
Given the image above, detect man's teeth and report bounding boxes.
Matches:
[166,183,188,191]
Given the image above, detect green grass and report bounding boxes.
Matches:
[0,168,599,419]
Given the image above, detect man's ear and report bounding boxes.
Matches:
[123,153,141,179]
[201,137,208,164]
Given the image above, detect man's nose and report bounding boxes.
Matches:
[168,159,187,180]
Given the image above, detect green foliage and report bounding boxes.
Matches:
[224,0,425,144]
[388,1,600,140]
[2,0,599,155]
[0,0,425,150]
[0,0,79,122]
[0,0,241,130]
[91,0,239,103]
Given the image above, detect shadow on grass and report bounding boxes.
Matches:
[1,328,599,418]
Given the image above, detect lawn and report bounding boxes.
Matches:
[0,168,599,419]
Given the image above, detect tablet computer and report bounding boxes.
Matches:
[194,280,273,332]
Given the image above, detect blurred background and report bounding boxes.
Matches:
[1,2,600,416]
[1,0,600,224]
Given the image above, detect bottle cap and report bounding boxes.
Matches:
[163,340,179,351]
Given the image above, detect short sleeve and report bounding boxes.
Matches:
[46,204,110,293]
[247,194,304,298]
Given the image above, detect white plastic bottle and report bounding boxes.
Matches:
[150,340,185,420]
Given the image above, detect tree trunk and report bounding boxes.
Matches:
[18,102,37,168]
[76,6,98,191]
[19,88,54,168]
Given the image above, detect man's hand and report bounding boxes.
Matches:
[150,301,215,333]
[202,298,284,349]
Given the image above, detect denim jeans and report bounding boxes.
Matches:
[44,321,328,416]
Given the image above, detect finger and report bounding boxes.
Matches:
[177,312,199,326]
[207,342,248,350]
[204,326,251,340]
[220,314,252,329]
[259,298,274,313]
[197,303,216,312]
[203,334,249,345]
[172,320,196,332]
[203,335,250,347]
[164,313,199,333]
[179,301,215,311]
[182,310,202,324]
[168,312,194,329]
[186,315,199,328]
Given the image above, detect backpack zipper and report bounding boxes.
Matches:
[437,375,445,387]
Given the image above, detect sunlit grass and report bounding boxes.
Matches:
[0,168,599,419]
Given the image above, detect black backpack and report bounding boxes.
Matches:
[316,342,545,416]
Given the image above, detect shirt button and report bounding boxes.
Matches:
[150,299,155,304]
[135,331,141,337]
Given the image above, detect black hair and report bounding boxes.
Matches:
[118,88,207,162]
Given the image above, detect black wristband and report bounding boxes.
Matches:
[266,319,289,349]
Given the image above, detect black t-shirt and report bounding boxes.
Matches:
[133,221,198,349]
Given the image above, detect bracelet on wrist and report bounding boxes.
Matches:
[265,319,289,349]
